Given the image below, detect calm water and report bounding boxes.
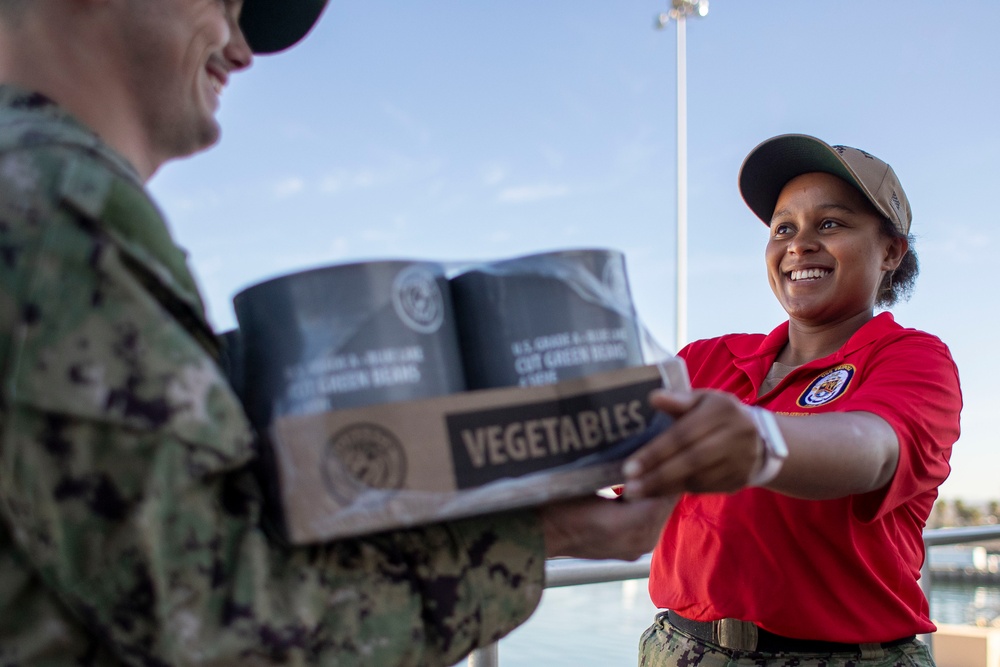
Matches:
[931,580,1000,626]
[461,579,1000,667]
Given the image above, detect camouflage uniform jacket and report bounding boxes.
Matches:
[0,85,545,666]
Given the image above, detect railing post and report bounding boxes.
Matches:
[467,643,498,667]
[920,539,933,649]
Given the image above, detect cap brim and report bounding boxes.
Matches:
[738,134,864,226]
[239,0,329,55]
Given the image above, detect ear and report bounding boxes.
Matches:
[882,236,908,272]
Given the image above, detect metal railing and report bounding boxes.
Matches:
[466,524,1000,667]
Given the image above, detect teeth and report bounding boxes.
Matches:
[209,75,223,95]
[789,268,830,282]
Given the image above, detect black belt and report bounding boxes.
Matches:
[666,610,915,654]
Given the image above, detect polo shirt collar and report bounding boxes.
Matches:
[731,311,899,383]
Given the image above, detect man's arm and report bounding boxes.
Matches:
[0,145,548,666]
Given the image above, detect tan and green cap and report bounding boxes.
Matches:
[239,0,329,54]
[738,133,911,236]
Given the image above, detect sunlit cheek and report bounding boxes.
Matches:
[764,247,782,290]
[765,265,783,300]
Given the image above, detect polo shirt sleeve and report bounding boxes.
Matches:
[845,330,961,522]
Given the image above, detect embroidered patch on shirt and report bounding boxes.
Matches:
[797,364,856,407]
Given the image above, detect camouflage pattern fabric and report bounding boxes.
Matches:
[639,612,937,667]
[0,85,545,666]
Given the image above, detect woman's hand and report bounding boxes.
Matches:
[621,389,762,498]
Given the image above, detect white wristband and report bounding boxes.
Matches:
[745,406,788,487]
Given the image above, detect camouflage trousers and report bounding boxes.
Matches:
[639,611,936,667]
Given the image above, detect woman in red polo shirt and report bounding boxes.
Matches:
[622,134,962,667]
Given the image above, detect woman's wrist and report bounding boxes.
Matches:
[744,406,788,487]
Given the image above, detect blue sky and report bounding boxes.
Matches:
[150,1,999,502]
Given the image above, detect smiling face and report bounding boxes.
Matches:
[766,172,907,328]
[117,0,252,164]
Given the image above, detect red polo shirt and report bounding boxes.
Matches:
[649,312,962,642]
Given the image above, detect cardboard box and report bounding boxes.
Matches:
[268,359,688,543]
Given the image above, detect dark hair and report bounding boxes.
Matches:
[875,217,918,308]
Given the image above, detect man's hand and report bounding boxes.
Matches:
[538,494,678,560]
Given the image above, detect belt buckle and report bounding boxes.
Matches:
[713,618,759,651]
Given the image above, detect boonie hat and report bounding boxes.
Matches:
[239,0,329,54]
[738,133,911,236]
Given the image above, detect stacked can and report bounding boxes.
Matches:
[449,248,644,390]
[233,260,467,432]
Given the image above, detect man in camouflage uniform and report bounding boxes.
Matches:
[0,0,677,664]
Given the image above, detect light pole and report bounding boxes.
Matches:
[656,0,707,352]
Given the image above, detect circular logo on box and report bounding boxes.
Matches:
[322,423,407,505]
[392,266,444,334]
